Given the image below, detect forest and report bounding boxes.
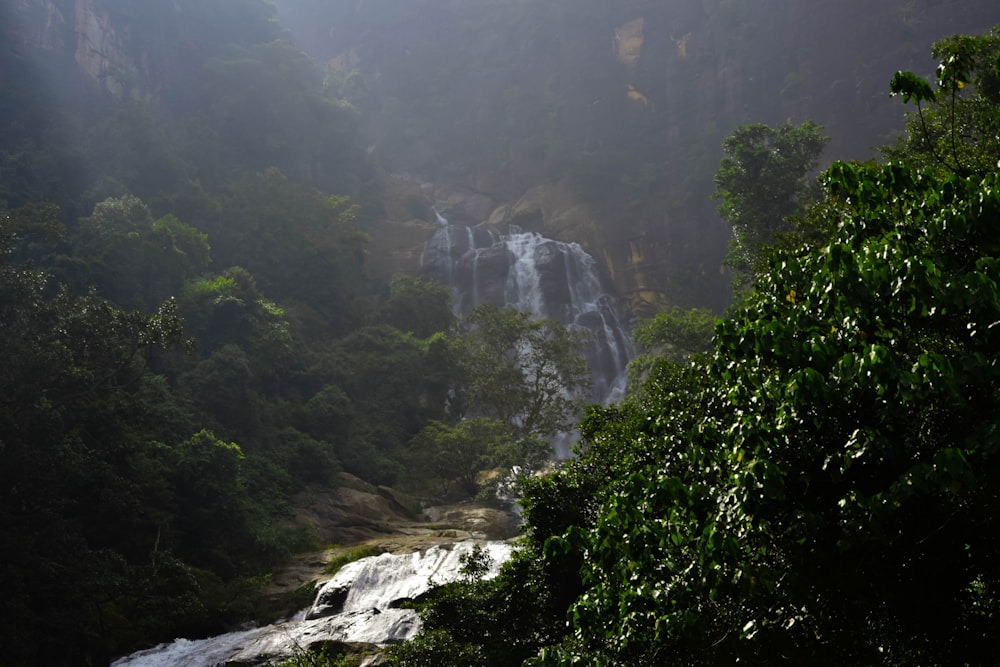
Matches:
[2,1,999,666]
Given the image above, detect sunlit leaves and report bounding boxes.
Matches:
[885,26,1000,177]
[889,70,936,104]
[539,159,1000,664]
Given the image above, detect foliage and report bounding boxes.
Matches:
[67,195,211,310]
[194,40,365,193]
[713,120,829,276]
[453,303,591,442]
[0,3,385,664]
[182,169,369,336]
[886,25,1000,177]
[15,6,1000,667]
[392,28,1000,663]
[267,644,356,667]
[321,324,453,484]
[533,161,1000,665]
[381,273,456,338]
[404,417,539,498]
[626,306,716,396]
[384,543,569,667]
[0,206,219,664]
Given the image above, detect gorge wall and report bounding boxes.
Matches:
[277,0,1000,315]
[6,0,1000,316]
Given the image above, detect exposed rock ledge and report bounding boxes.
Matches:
[267,472,520,597]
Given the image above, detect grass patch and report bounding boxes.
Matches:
[324,545,386,576]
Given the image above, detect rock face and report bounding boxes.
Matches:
[267,473,520,596]
[5,0,142,96]
[11,0,999,315]
[279,0,1000,314]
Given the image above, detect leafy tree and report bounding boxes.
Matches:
[713,121,829,276]
[381,273,456,338]
[82,101,192,206]
[67,195,211,310]
[193,40,364,192]
[625,306,716,398]
[169,429,251,574]
[319,324,455,483]
[531,161,1000,666]
[298,383,354,443]
[185,169,368,336]
[179,267,291,363]
[405,417,515,497]
[385,525,582,667]
[886,25,1000,177]
[0,205,212,664]
[453,304,591,443]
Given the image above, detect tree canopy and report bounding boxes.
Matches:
[886,25,1000,177]
[713,120,829,276]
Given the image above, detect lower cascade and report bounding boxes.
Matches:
[110,541,513,667]
[423,218,633,405]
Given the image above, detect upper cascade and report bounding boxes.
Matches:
[422,218,632,405]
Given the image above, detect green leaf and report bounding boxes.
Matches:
[889,70,936,104]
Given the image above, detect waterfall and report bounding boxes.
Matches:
[422,219,632,405]
[110,542,513,667]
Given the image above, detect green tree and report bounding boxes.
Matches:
[381,273,456,338]
[179,267,291,363]
[185,169,368,336]
[535,161,1000,666]
[625,306,716,398]
[886,25,1000,177]
[83,101,192,205]
[67,195,211,310]
[405,417,515,497]
[0,206,223,665]
[194,40,364,192]
[453,304,591,443]
[320,324,454,483]
[713,121,829,276]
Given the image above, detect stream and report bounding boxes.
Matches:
[110,541,514,666]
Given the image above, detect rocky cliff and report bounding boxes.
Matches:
[4,0,283,100]
[5,0,142,96]
[8,0,999,316]
[279,0,1000,315]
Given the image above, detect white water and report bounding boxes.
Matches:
[110,541,513,667]
[423,221,632,405]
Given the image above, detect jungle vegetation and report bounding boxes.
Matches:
[3,0,999,664]
[386,25,1000,667]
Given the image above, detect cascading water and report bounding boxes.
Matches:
[423,215,632,405]
[110,542,512,667]
[110,215,629,667]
